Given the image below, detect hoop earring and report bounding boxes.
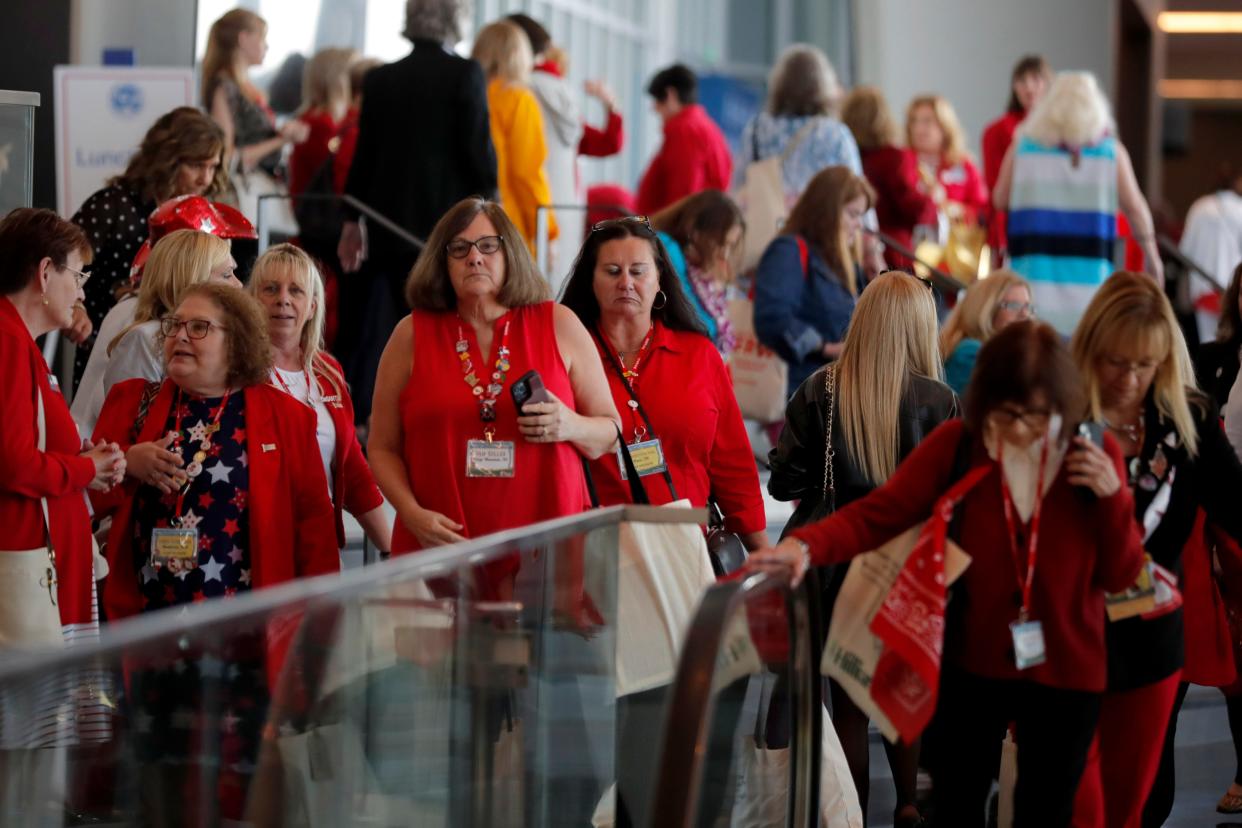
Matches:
[653,290,667,310]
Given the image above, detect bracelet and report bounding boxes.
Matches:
[791,538,811,569]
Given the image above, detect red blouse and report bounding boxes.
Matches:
[586,322,766,535]
[288,110,342,199]
[860,145,936,269]
[791,420,1146,692]
[392,303,590,588]
[0,297,95,627]
[982,110,1025,254]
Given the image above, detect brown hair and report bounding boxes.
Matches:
[405,197,550,311]
[650,190,744,276]
[781,166,875,296]
[172,282,272,387]
[109,107,228,204]
[349,57,383,98]
[964,320,1084,434]
[0,208,92,295]
[201,8,266,105]
[906,95,969,166]
[1217,261,1242,346]
[1007,54,1052,114]
[842,85,898,151]
[766,44,840,117]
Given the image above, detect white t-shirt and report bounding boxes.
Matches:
[71,297,158,434]
[272,366,337,498]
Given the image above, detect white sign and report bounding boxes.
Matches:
[53,66,195,218]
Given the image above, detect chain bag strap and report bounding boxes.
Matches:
[822,365,837,514]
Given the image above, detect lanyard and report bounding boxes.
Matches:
[456,319,512,435]
[998,436,1049,619]
[271,366,313,407]
[170,387,232,524]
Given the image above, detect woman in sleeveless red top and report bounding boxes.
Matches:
[369,198,621,600]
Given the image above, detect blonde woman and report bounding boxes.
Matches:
[202,8,308,177]
[768,270,957,828]
[289,47,357,200]
[1069,270,1242,826]
[939,270,1034,394]
[471,20,557,250]
[993,72,1162,335]
[71,229,238,433]
[906,94,988,225]
[247,244,389,555]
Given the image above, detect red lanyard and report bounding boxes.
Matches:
[455,319,512,429]
[598,326,655,441]
[998,436,1049,618]
[272,367,313,407]
[170,387,232,522]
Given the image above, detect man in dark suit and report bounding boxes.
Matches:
[337,0,497,424]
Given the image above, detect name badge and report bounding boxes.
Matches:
[1105,560,1157,622]
[151,527,200,574]
[1010,619,1047,670]
[466,439,516,478]
[618,438,668,480]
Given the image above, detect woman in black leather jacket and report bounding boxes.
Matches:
[768,270,958,828]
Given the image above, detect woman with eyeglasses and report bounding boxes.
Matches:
[368,197,619,600]
[939,269,1034,395]
[754,165,875,397]
[1067,271,1242,827]
[90,282,337,820]
[248,244,390,557]
[749,320,1146,827]
[768,270,956,828]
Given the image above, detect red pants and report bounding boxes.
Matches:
[1071,671,1182,828]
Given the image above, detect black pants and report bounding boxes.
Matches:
[336,254,414,425]
[931,667,1101,828]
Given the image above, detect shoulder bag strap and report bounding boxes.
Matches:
[591,327,679,500]
[129,379,163,445]
[780,120,817,164]
[35,377,57,604]
[822,365,837,513]
[795,235,810,280]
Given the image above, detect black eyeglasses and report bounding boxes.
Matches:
[590,215,653,234]
[446,235,504,259]
[160,317,225,339]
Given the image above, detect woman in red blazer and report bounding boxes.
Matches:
[248,243,389,554]
[751,321,1146,828]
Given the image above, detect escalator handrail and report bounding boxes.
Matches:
[650,570,821,828]
[255,192,427,251]
[1156,232,1226,293]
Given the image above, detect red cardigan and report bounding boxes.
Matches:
[792,420,1146,692]
[586,323,766,535]
[0,297,95,627]
[91,379,340,622]
[635,104,732,214]
[861,145,936,268]
[305,355,384,548]
[982,110,1025,254]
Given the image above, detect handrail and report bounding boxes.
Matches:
[864,227,967,294]
[651,570,821,828]
[535,202,632,278]
[255,192,427,253]
[0,504,702,683]
[1157,233,1226,293]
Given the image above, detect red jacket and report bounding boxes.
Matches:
[91,379,340,622]
[860,145,936,268]
[934,156,989,225]
[982,110,1025,254]
[288,110,342,199]
[792,420,1146,692]
[0,297,95,627]
[636,104,732,214]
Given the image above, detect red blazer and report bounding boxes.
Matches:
[860,145,936,268]
[91,379,340,622]
[636,104,733,214]
[307,355,384,548]
[792,420,1146,692]
[0,297,95,627]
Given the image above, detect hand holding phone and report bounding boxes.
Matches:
[510,370,553,413]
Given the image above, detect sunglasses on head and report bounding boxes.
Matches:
[590,215,653,235]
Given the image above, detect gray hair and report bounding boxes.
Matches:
[403,0,470,44]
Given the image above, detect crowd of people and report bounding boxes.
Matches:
[4,0,1242,825]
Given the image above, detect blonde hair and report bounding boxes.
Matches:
[471,21,532,85]
[301,47,357,117]
[1071,271,1201,457]
[906,95,969,165]
[110,229,231,355]
[842,86,898,150]
[939,270,1032,357]
[248,243,345,398]
[836,271,943,485]
[201,9,266,106]
[766,44,841,117]
[1021,71,1115,149]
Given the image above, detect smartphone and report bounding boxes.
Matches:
[510,370,552,412]
[1077,421,1105,448]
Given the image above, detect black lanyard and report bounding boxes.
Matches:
[592,326,679,500]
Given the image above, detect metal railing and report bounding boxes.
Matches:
[255,192,427,254]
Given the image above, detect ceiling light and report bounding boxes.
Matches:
[1157,12,1242,33]
[1159,78,1242,98]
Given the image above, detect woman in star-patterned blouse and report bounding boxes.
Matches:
[69,107,228,388]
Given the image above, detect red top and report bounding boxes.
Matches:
[932,156,989,225]
[636,104,733,215]
[393,303,590,570]
[288,109,343,198]
[587,322,766,534]
[982,110,1025,254]
[792,420,1146,692]
[860,145,936,269]
[332,106,361,195]
[531,61,624,159]
[0,297,95,627]
[92,379,340,622]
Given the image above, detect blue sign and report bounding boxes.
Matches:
[698,74,764,157]
[109,83,144,118]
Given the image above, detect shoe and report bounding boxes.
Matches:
[1219,784,1242,814]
